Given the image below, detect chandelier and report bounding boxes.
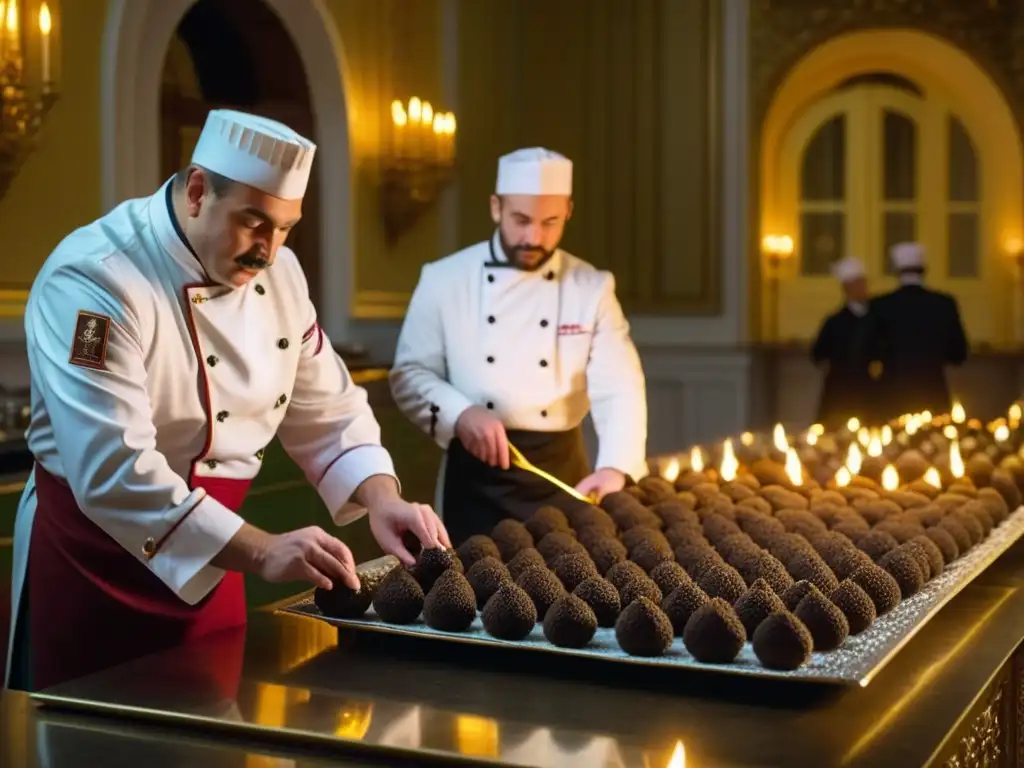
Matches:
[0,0,57,201]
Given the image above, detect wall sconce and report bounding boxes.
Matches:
[1004,236,1024,277]
[0,0,59,202]
[762,234,794,270]
[380,96,456,244]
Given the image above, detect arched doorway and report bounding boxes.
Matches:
[100,0,354,341]
[760,29,1024,346]
[160,0,321,292]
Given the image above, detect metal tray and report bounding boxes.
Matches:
[278,507,1024,687]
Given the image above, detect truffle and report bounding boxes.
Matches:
[411,547,459,591]
[909,536,945,580]
[372,567,425,624]
[684,550,730,581]
[878,548,924,598]
[923,526,960,565]
[619,577,664,608]
[950,511,984,547]
[491,519,534,561]
[664,522,705,550]
[752,611,814,671]
[849,564,902,616]
[794,589,849,650]
[739,552,794,595]
[682,598,747,664]
[551,552,599,591]
[314,580,372,619]
[516,566,565,620]
[782,580,821,613]
[650,561,692,596]
[615,597,675,657]
[605,560,648,591]
[652,500,699,529]
[701,514,743,546]
[537,531,585,564]
[734,579,786,635]
[565,504,617,534]
[936,516,973,553]
[481,582,537,640]
[466,556,512,609]
[856,529,900,562]
[662,581,710,636]
[507,548,546,581]
[829,580,876,635]
[456,535,501,571]
[573,577,622,627]
[977,487,1011,524]
[989,469,1022,511]
[828,547,875,581]
[638,475,678,503]
[630,539,675,573]
[542,594,598,648]
[525,506,571,541]
[585,536,628,574]
[674,543,721,575]
[621,526,669,552]
[776,509,828,539]
[423,569,477,632]
[786,550,840,595]
[696,564,747,604]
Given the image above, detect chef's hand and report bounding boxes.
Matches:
[455,405,510,469]
[575,468,626,502]
[256,526,359,591]
[355,475,451,566]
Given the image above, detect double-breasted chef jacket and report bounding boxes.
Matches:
[389,233,647,540]
[4,178,397,689]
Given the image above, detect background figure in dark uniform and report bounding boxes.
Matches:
[811,257,879,428]
[866,242,969,419]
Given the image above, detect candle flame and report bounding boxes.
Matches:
[881,425,892,446]
[847,417,860,432]
[924,467,941,488]
[740,431,755,447]
[408,96,422,122]
[857,427,870,447]
[881,464,899,491]
[921,410,932,422]
[834,466,851,487]
[662,457,680,483]
[420,101,434,125]
[772,423,788,453]
[950,440,965,479]
[867,433,883,457]
[1010,403,1021,424]
[995,424,1010,442]
[719,439,739,482]
[784,448,803,486]
[39,2,49,35]
[943,425,958,440]
[810,423,825,436]
[846,443,863,475]
[689,447,704,474]
[951,401,965,424]
[666,740,686,768]
[805,430,818,446]
[905,414,920,436]
[390,100,408,126]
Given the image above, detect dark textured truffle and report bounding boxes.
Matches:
[466,556,512,609]
[605,560,648,591]
[507,548,546,581]
[676,545,725,578]
[878,548,924,598]
[456,535,501,571]
[696,564,747,603]
[794,589,849,650]
[739,552,794,595]
[551,552,599,591]
[828,546,875,581]
[650,561,692,596]
[411,547,458,591]
[786,550,840,594]
[584,536,629,574]
[314,581,372,619]
[621,526,669,553]
[542,594,598,648]
[856,529,900,562]
[951,510,984,547]
[782,580,821,613]
[733,579,786,635]
[829,580,876,635]
[481,582,537,640]
[897,540,933,582]
[909,536,945,580]
[525,506,571,541]
[423,569,477,632]
[516,566,565,620]
[615,597,675,656]
[923,526,960,565]
[573,577,621,627]
[619,576,664,608]
[682,598,747,664]
[936,516,973,553]
[537,531,585,564]
[662,581,710,636]
[849,564,902,615]
[372,567,425,624]
[752,611,814,671]
[630,539,675,573]
[491,519,534,561]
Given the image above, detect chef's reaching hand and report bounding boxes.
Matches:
[256,526,360,591]
[575,467,627,502]
[455,405,510,469]
[354,475,451,566]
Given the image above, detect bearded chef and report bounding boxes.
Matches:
[389,148,647,544]
[4,109,448,692]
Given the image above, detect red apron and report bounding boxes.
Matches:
[27,464,252,693]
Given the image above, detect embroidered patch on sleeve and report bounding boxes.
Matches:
[68,310,112,370]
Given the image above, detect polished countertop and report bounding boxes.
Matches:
[8,540,1024,767]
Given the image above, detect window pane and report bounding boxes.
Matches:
[948,212,980,278]
[883,110,916,201]
[801,116,845,202]
[948,116,979,202]
[800,212,845,276]
[883,211,916,275]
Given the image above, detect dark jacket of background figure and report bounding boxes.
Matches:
[865,284,969,420]
[811,305,880,429]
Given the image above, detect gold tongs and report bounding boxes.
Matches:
[507,442,597,503]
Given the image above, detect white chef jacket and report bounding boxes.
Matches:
[5,179,397,682]
[389,233,647,481]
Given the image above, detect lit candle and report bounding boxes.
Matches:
[38,1,49,86]
[951,400,966,424]
[662,457,680,484]
[881,464,899,491]
[924,467,941,488]
[784,447,803,486]
[846,442,862,475]
[6,0,18,65]
[407,97,422,161]
[689,446,704,474]
[719,438,739,482]
[390,100,408,160]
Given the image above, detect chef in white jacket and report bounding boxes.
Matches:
[5,109,447,692]
[389,148,647,544]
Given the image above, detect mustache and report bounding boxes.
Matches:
[235,248,269,270]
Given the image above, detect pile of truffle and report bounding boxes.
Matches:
[314,459,1021,672]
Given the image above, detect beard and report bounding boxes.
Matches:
[498,231,555,271]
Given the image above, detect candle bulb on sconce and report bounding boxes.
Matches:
[39,1,49,88]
